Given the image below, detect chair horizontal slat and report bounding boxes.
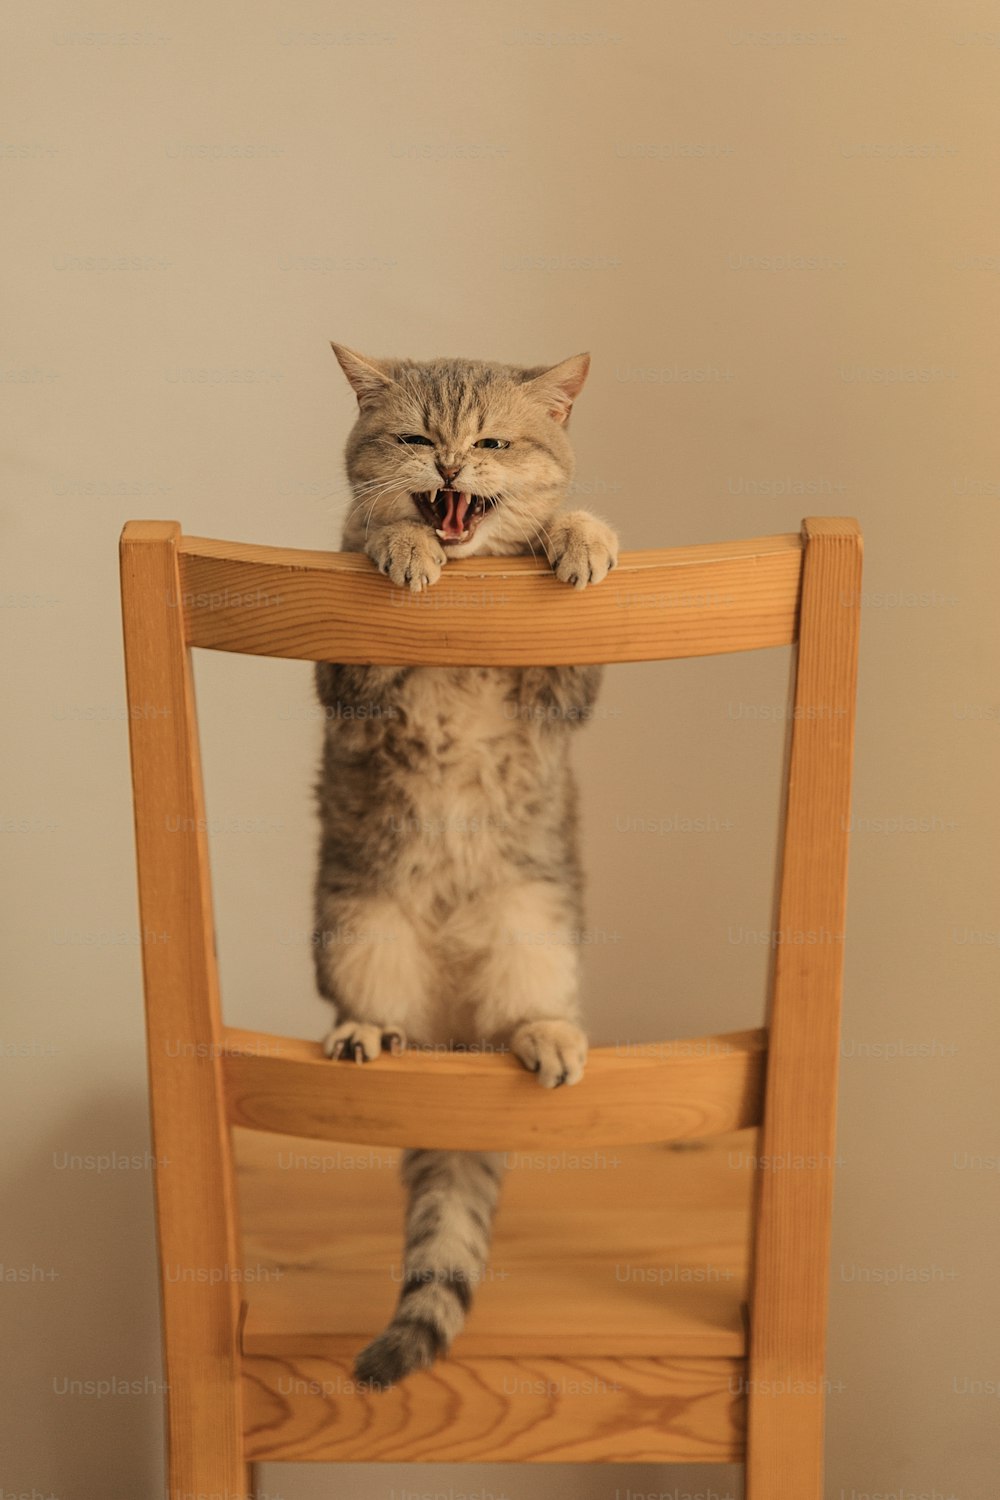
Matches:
[222,1026,767,1149]
[242,1353,746,1463]
[176,532,803,664]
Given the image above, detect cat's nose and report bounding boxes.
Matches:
[436,461,462,485]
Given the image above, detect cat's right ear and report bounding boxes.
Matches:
[522,353,591,425]
[330,343,396,408]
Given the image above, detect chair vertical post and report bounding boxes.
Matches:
[119,522,250,1499]
[746,518,862,1498]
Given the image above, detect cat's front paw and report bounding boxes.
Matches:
[366,521,446,593]
[546,511,618,590]
[323,1021,406,1063]
[511,1019,588,1088]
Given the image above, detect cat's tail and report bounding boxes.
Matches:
[354,1147,504,1389]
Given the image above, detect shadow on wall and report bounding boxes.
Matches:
[256,1460,746,1500]
[3,1093,165,1496]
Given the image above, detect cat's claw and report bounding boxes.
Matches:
[546,511,618,590]
[511,1019,588,1088]
[323,1022,406,1062]
[366,521,446,593]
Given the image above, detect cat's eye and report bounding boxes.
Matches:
[475,438,510,450]
[396,434,433,446]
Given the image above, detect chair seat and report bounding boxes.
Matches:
[235,1125,756,1360]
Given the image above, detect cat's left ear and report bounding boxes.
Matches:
[524,353,591,425]
[330,342,397,408]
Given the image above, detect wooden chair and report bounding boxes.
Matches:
[119,517,862,1499]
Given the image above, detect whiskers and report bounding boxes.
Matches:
[323,452,563,564]
[343,472,411,540]
[486,490,554,562]
[341,438,442,539]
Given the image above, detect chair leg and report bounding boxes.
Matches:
[167,1448,253,1500]
[163,1351,249,1500]
[745,1383,825,1498]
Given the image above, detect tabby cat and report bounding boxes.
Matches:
[314,343,618,1388]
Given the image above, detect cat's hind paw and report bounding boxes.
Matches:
[511,1019,588,1088]
[546,511,618,590]
[322,1021,406,1063]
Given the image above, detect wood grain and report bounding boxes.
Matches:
[176,530,804,664]
[745,517,862,1499]
[235,1126,756,1360]
[242,1354,746,1463]
[222,1025,767,1149]
[119,522,250,1498]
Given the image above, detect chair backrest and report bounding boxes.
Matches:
[119,516,862,1492]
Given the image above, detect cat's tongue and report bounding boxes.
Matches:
[437,490,471,539]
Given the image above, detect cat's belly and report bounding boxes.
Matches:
[317,666,584,1045]
[389,668,546,891]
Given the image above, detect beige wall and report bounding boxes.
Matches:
[4,2,997,1496]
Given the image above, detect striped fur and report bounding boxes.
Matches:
[353,1148,504,1387]
[315,347,618,1387]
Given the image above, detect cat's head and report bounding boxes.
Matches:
[331,344,589,559]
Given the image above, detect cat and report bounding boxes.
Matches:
[313,343,618,1388]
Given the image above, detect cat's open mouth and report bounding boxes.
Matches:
[412,490,497,546]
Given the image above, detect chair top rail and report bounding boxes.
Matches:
[221,1025,767,1150]
[155,526,805,665]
